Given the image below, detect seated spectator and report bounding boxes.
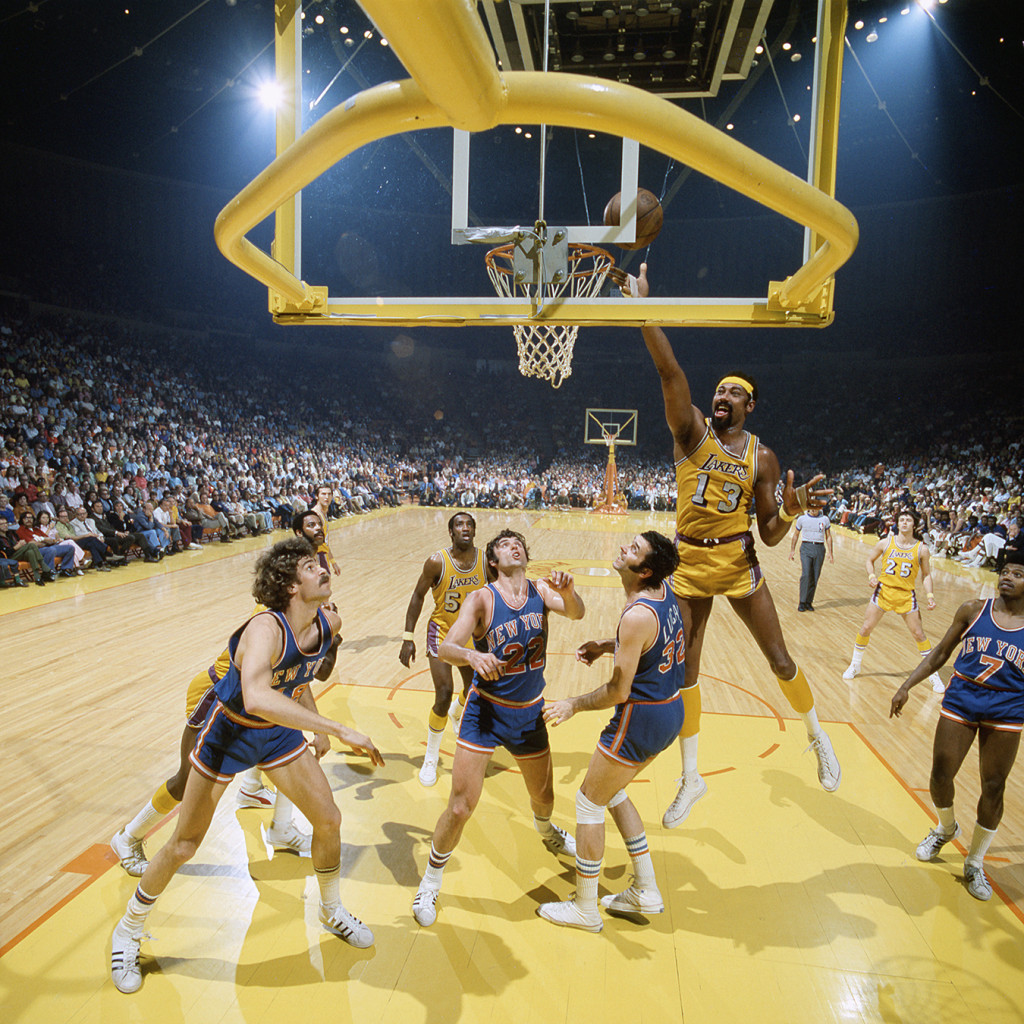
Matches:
[993,521,1022,573]
[64,505,115,571]
[17,509,80,577]
[38,509,88,572]
[195,492,232,543]
[89,499,141,561]
[110,500,162,560]
[0,492,14,525]
[153,497,183,553]
[0,517,44,585]
[131,501,168,559]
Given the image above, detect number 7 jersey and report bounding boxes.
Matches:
[675,420,757,541]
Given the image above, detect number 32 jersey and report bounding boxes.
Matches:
[675,421,757,541]
[621,584,686,701]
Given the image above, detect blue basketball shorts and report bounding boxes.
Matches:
[190,701,308,782]
[599,693,685,767]
[941,675,1024,732]
[457,688,550,760]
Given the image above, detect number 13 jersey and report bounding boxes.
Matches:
[675,421,757,542]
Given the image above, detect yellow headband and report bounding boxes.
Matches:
[717,375,754,398]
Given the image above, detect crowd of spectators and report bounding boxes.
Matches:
[1,305,1021,592]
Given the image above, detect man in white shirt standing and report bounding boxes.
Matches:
[789,507,833,612]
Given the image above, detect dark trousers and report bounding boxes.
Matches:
[799,543,825,608]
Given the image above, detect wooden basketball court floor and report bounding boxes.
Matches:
[2,506,1022,1023]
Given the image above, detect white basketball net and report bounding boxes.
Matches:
[486,244,615,389]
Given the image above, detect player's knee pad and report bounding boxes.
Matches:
[575,788,607,825]
[606,789,628,809]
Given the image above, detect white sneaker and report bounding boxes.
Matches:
[807,732,841,792]
[599,884,665,915]
[110,922,144,993]
[915,822,961,861]
[842,663,860,681]
[537,899,603,932]
[318,901,374,947]
[266,821,312,856]
[412,885,439,926]
[662,773,708,829]
[541,824,577,857]
[929,673,945,693]
[111,829,148,876]
[236,785,275,808]
[964,862,992,901]
[418,756,439,787]
[188,542,202,550]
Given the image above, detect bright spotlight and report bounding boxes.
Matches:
[854,20,864,29]
[866,30,878,42]
[258,80,284,109]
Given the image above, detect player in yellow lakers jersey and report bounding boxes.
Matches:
[627,262,840,828]
[110,513,340,875]
[400,512,490,787]
[844,509,944,692]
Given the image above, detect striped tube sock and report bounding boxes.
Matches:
[623,833,656,889]
[533,814,554,838]
[423,843,452,889]
[575,855,602,909]
[425,711,446,760]
[315,862,341,907]
[122,885,158,933]
[917,640,932,658]
[125,796,171,842]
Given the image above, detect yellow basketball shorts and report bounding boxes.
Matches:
[672,531,764,600]
[872,583,917,615]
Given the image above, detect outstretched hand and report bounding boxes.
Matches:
[608,262,649,298]
[575,640,606,666]
[781,471,832,518]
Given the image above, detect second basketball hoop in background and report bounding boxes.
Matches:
[603,188,663,250]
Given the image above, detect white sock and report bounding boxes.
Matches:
[315,862,341,906]
[125,801,164,842]
[271,793,294,831]
[966,823,997,868]
[422,843,452,890]
[120,885,158,934]
[424,726,444,761]
[239,766,263,794]
[575,856,601,909]
[682,734,699,777]
[624,833,656,889]
[801,706,822,740]
[533,814,555,837]
[935,805,956,833]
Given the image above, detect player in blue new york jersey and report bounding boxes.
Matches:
[891,547,1024,903]
[538,531,685,932]
[110,538,383,994]
[412,528,586,927]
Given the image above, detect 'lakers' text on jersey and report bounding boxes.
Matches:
[872,536,922,614]
[428,548,488,641]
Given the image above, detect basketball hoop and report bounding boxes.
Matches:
[485,242,615,389]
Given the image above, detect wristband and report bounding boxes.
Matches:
[779,507,798,523]
[402,631,415,642]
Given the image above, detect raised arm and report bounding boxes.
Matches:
[535,570,585,620]
[630,264,704,454]
[399,551,443,667]
[543,603,654,725]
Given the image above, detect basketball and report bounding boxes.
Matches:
[603,188,663,250]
